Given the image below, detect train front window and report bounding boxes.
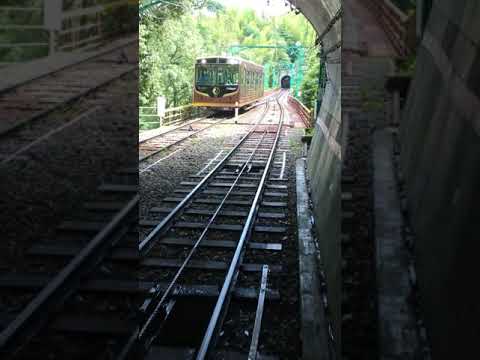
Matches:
[196,66,216,86]
[217,65,238,86]
[196,65,238,87]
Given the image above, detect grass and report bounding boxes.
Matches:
[304,127,314,136]
[300,127,315,145]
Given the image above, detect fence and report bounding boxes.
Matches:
[0,4,47,67]
[288,96,314,128]
[140,104,208,130]
[0,0,135,67]
[362,0,415,57]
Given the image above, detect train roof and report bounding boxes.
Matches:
[195,56,263,69]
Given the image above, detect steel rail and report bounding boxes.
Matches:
[0,195,139,357]
[0,65,138,138]
[0,38,137,96]
[195,92,286,359]
[137,129,269,348]
[116,94,282,360]
[248,265,269,360]
[139,116,228,162]
[138,98,272,255]
[138,93,273,162]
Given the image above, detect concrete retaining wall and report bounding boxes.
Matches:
[400,1,480,358]
[298,0,342,351]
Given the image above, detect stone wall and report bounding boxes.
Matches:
[399,1,480,358]
[298,0,342,351]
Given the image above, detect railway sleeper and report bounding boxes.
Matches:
[162,197,287,207]
[57,220,136,233]
[139,220,287,233]
[0,275,280,300]
[98,184,138,193]
[84,201,131,211]
[27,243,139,261]
[173,189,287,198]
[0,313,134,336]
[150,207,286,219]
[211,175,288,182]
[141,258,282,273]
[145,346,278,360]
[180,181,287,190]
[27,238,282,259]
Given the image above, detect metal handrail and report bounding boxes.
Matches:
[140,104,207,128]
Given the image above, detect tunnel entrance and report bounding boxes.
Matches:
[280,75,291,89]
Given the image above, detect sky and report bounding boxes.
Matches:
[219,0,291,17]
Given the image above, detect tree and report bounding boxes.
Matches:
[140,4,320,112]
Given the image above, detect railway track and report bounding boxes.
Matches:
[139,115,229,163]
[138,93,277,174]
[129,91,290,359]
[0,41,138,165]
[138,92,281,166]
[0,90,291,358]
[0,167,141,359]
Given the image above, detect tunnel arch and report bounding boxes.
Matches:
[294,0,342,352]
[280,75,291,89]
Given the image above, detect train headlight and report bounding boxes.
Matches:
[200,59,206,64]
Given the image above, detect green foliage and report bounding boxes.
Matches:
[140,4,320,111]
[0,1,138,63]
[140,14,201,107]
[0,1,47,62]
[396,55,416,75]
[300,50,320,110]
